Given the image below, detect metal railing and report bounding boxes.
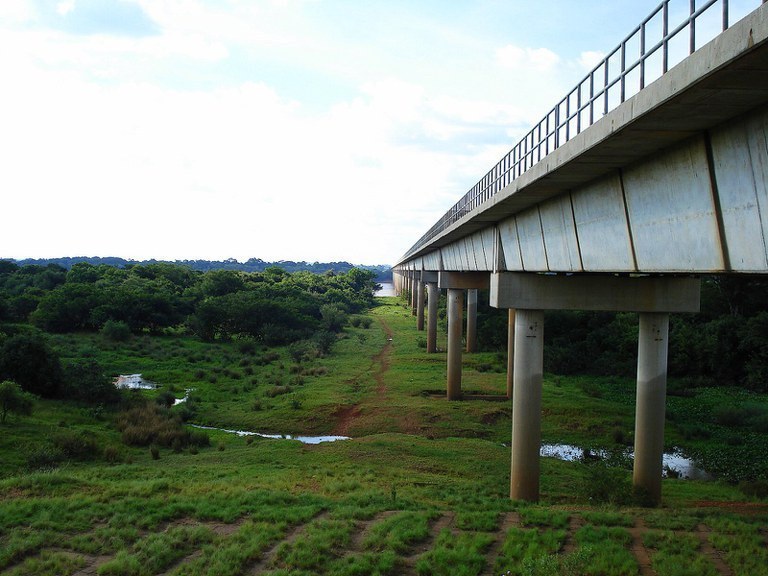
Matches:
[401,0,749,261]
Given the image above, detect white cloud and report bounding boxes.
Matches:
[578,50,605,71]
[56,1,75,16]
[496,45,560,71]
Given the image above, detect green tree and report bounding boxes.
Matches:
[0,331,63,397]
[0,380,34,424]
[62,358,121,405]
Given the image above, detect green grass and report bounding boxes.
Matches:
[415,529,494,576]
[0,297,766,574]
[493,527,566,575]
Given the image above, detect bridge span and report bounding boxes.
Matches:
[393,1,768,504]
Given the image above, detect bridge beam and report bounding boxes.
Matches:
[491,272,700,503]
[439,272,490,400]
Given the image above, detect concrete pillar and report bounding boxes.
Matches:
[510,309,544,502]
[633,312,670,505]
[427,282,438,353]
[411,276,418,316]
[416,280,425,331]
[506,309,515,399]
[447,288,463,400]
[466,288,478,353]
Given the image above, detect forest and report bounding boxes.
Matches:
[0,260,380,401]
[469,275,768,393]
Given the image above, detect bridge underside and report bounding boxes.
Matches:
[403,102,768,276]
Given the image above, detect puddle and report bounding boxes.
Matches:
[540,443,713,480]
[190,424,349,445]
[114,374,156,390]
[174,388,193,405]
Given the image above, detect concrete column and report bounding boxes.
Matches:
[447,288,464,400]
[466,289,478,353]
[510,309,544,502]
[427,282,438,353]
[416,280,425,331]
[633,312,670,505]
[506,309,515,399]
[411,276,418,316]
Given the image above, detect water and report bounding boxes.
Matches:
[114,374,156,390]
[540,443,713,480]
[376,282,396,297]
[191,424,349,445]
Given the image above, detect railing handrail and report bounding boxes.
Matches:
[400,0,744,262]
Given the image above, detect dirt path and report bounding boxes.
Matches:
[697,524,735,576]
[399,511,456,576]
[331,317,394,435]
[373,317,394,396]
[481,512,521,576]
[628,518,656,576]
[247,511,329,575]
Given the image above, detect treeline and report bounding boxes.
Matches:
[0,260,380,399]
[473,276,768,392]
[9,256,392,281]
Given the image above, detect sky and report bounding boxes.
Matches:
[0,0,759,266]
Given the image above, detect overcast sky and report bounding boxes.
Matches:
[0,0,758,265]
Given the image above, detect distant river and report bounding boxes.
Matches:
[376,282,396,297]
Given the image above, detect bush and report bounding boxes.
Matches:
[0,331,63,397]
[0,380,35,424]
[62,358,120,405]
[116,403,197,449]
[579,461,633,506]
[25,445,66,471]
[52,430,102,461]
[100,319,131,342]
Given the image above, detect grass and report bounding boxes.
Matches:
[0,297,766,575]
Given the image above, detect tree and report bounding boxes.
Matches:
[0,380,34,424]
[0,331,63,397]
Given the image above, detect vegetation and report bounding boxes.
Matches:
[0,259,766,575]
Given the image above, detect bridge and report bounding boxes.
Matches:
[393,0,768,504]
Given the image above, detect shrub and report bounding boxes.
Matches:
[25,445,66,471]
[0,380,35,424]
[360,317,373,329]
[100,319,131,342]
[62,358,120,405]
[103,445,121,464]
[51,429,102,461]
[116,402,198,449]
[579,461,633,506]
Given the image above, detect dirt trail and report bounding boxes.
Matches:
[481,511,521,576]
[628,518,656,576]
[399,511,456,576]
[373,317,394,396]
[247,511,329,575]
[331,317,394,435]
[697,523,735,576]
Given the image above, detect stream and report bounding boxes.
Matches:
[115,374,712,477]
[540,443,713,480]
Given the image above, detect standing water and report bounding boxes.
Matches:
[376,282,396,297]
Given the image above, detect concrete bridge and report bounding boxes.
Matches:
[393,0,768,504]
